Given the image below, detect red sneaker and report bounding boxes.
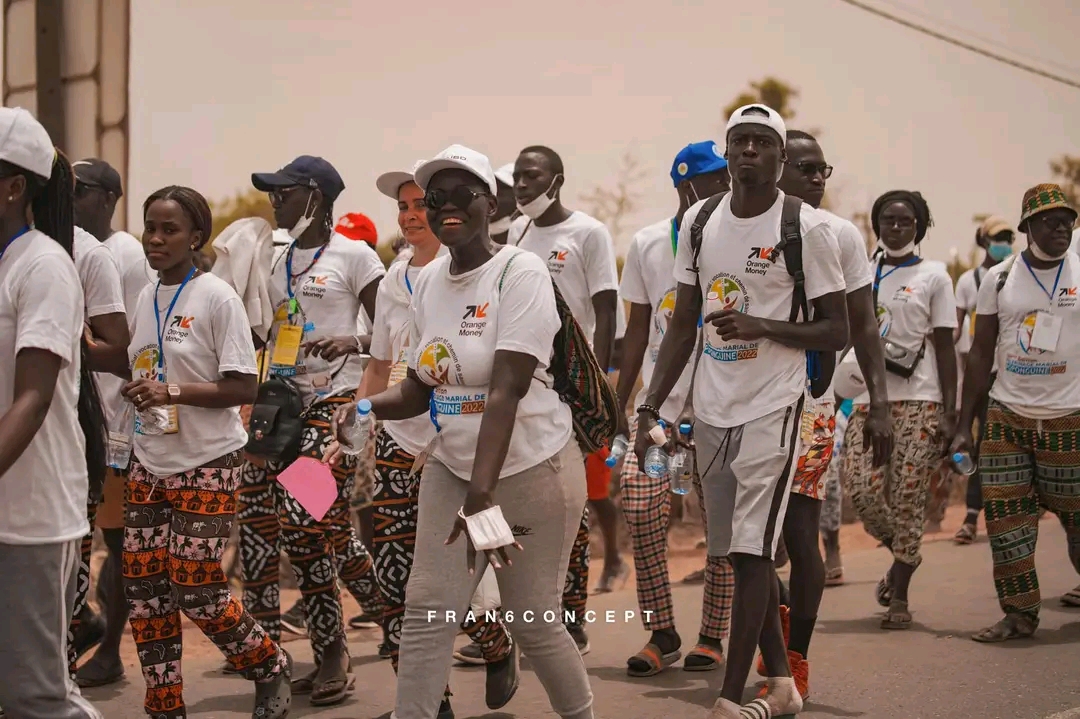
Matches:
[755,605,790,677]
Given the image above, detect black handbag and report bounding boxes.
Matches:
[245,374,305,465]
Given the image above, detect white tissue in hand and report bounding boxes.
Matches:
[460,506,515,551]
[135,406,170,436]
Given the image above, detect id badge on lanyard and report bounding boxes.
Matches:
[153,267,196,434]
[1023,255,1065,353]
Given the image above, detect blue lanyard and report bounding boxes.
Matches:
[284,241,328,314]
[874,256,919,294]
[404,264,414,296]
[153,266,197,381]
[0,226,31,264]
[429,395,441,433]
[1021,254,1064,307]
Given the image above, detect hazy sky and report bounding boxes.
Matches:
[122,0,1080,261]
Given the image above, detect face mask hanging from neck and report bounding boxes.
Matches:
[880,240,916,258]
[287,191,317,240]
[489,216,512,235]
[987,241,1013,261]
[1029,242,1068,262]
[517,175,562,219]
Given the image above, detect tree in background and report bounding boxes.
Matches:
[1051,154,1080,213]
[581,150,646,277]
[209,189,275,239]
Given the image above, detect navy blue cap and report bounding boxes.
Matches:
[252,155,345,202]
[670,141,727,188]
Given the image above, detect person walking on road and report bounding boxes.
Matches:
[953,184,1080,641]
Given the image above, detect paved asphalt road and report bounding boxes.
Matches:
[84,519,1080,719]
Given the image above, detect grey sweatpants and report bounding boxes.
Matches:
[392,440,594,719]
[0,539,102,719]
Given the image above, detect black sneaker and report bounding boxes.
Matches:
[378,642,392,659]
[348,612,379,629]
[485,640,519,709]
[71,611,106,661]
[567,625,591,656]
[452,642,485,665]
[280,601,306,636]
[252,648,292,719]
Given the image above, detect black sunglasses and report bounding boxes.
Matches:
[791,162,833,179]
[424,186,487,211]
[1034,213,1076,232]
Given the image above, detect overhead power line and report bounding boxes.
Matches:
[836,0,1080,91]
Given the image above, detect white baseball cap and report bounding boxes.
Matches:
[375,159,426,200]
[725,103,787,146]
[494,163,515,189]
[0,107,55,179]
[414,144,498,195]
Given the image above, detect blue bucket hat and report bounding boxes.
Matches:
[670,141,728,188]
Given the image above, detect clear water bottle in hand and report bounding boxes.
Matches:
[341,399,373,456]
[952,451,976,476]
[606,434,630,468]
[669,422,694,495]
[643,421,669,479]
[107,401,135,469]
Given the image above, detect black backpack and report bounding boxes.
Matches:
[245,374,306,465]
[689,192,835,399]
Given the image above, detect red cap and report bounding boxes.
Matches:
[335,212,378,246]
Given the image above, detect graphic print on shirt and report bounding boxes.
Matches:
[1007,286,1076,375]
[546,244,570,275]
[703,273,756,362]
[745,245,780,276]
[876,303,893,337]
[651,289,678,361]
[417,338,486,417]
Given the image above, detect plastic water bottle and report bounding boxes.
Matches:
[643,421,669,479]
[342,399,373,456]
[106,402,134,469]
[669,422,693,495]
[605,434,630,468]
[952,451,976,476]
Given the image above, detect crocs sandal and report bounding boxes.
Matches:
[626,642,681,677]
[881,599,912,630]
[953,523,977,545]
[1061,585,1080,607]
[824,566,844,586]
[683,643,724,672]
[971,614,1036,643]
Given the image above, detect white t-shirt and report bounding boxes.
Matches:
[129,273,257,476]
[508,211,619,343]
[408,246,573,480]
[673,192,846,428]
[979,253,1080,417]
[620,218,692,423]
[73,226,125,320]
[854,258,957,404]
[821,210,873,294]
[369,259,435,456]
[0,230,89,545]
[266,234,385,405]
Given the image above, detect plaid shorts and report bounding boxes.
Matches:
[791,395,835,500]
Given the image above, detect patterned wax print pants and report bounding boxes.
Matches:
[237,392,386,665]
[123,460,286,718]
[67,499,98,677]
[371,430,512,681]
[980,401,1080,625]
[621,422,733,638]
[843,400,943,568]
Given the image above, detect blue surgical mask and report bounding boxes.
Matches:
[987,241,1012,261]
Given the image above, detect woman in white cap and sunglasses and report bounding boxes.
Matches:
[329,145,595,719]
[0,107,106,719]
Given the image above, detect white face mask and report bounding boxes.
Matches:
[287,191,317,240]
[880,240,916,258]
[516,175,562,219]
[1028,242,1068,262]
[489,216,512,235]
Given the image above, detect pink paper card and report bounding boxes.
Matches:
[276,457,338,522]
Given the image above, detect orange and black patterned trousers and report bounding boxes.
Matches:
[124,460,285,718]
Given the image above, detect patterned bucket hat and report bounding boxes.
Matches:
[1018,183,1077,232]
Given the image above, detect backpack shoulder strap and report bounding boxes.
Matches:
[689,193,726,276]
[995,255,1018,293]
[973,266,983,291]
[778,195,806,322]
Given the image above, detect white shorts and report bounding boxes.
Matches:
[694,398,804,559]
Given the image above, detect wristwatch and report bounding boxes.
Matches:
[167,384,181,404]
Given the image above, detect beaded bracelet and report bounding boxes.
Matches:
[636,403,662,420]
